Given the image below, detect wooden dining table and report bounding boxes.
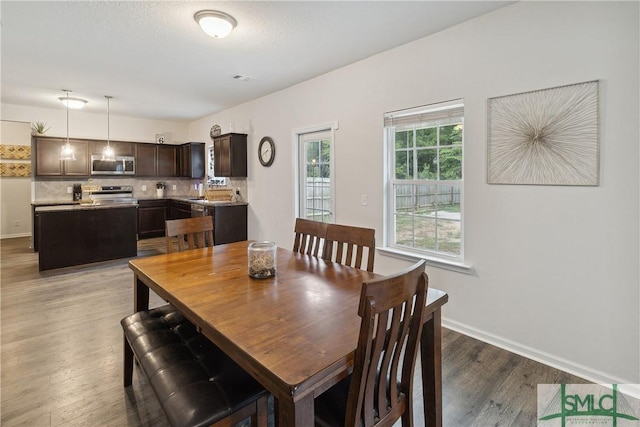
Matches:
[128,240,448,426]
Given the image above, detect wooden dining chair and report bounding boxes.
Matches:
[165,216,214,253]
[293,218,328,257]
[314,260,429,427]
[324,223,376,272]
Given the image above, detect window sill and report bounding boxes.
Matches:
[378,247,474,275]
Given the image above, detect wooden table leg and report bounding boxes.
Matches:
[277,394,314,426]
[134,274,150,312]
[421,309,443,427]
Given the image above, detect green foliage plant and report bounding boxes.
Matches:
[31,121,50,135]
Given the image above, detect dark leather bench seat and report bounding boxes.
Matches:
[121,305,268,427]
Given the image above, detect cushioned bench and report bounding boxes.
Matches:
[122,305,268,427]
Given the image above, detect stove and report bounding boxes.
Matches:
[85,185,137,205]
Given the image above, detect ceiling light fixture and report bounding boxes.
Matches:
[194,10,237,38]
[102,96,115,161]
[60,90,76,161]
[58,92,87,109]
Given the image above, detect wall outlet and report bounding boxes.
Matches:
[67,186,72,194]
[172,185,177,191]
[235,188,240,195]
[361,194,368,206]
[142,185,147,191]
[13,220,20,227]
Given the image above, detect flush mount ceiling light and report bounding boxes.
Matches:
[194,10,237,38]
[58,92,87,109]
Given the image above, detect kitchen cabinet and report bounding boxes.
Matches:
[37,205,137,271]
[34,137,89,177]
[136,144,178,177]
[179,142,205,178]
[158,145,178,176]
[138,199,167,239]
[168,200,191,220]
[213,133,247,177]
[90,140,135,156]
[32,202,78,251]
[213,204,247,244]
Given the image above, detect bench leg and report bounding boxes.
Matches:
[256,394,269,427]
[124,335,134,387]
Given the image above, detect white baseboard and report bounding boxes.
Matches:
[1,232,31,240]
[442,317,635,387]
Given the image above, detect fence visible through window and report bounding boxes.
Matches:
[305,177,332,222]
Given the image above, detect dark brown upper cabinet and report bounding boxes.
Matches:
[179,142,205,178]
[135,144,178,177]
[213,133,247,177]
[90,140,135,156]
[34,137,89,177]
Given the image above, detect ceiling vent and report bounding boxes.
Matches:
[233,75,254,82]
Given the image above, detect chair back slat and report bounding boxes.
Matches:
[324,223,376,272]
[165,216,214,253]
[345,259,428,427]
[293,218,328,257]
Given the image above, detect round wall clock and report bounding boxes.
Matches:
[210,124,221,141]
[258,136,275,167]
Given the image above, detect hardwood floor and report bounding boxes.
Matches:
[0,236,588,426]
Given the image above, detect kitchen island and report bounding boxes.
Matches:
[36,204,138,271]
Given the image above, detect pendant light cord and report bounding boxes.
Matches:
[106,95,111,147]
[66,91,70,145]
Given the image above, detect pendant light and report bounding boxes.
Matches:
[60,90,76,161]
[102,95,115,161]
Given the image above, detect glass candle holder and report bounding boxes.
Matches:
[248,241,277,279]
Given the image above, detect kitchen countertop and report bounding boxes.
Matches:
[35,203,139,213]
[33,196,248,211]
[138,196,248,207]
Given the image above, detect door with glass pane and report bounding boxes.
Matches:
[298,130,333,223]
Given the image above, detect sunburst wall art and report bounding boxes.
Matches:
[487,80,599,186]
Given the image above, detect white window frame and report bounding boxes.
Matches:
[293,122,338,222]
[381,100,472,274]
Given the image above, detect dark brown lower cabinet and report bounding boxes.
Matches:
[38,206,138,271]
[138,200,247,245]
[213,205,247,245]
[138,200,167,239]
[168,200,191,220]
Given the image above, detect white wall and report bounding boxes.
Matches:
[0,121,32,238]
[0,104,192,232]
[189,2,639,384]
[1,104,189,144]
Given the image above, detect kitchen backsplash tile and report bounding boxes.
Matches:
[33,178,247,202]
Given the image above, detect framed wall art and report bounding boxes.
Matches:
[487,80,599,186]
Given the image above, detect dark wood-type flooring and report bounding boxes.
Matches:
[1,236,587,426]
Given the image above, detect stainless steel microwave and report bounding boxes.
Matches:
[90,155,135,175]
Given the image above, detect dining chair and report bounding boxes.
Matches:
[293,217,328,257]
[165,216,214,253]
[324,223,376,272]
[314,259,429,427]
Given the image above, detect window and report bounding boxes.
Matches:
[384,100,464,262]
[296,125,335,223]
